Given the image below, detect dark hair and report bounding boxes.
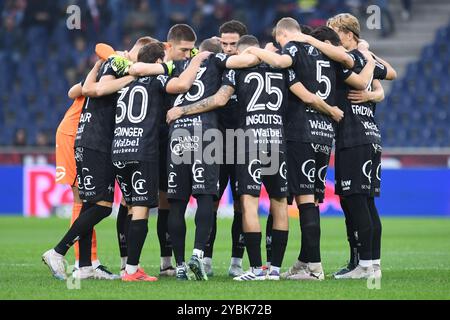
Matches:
[300,24,313,35]
[219,20,248,37]
[137,42,165,63]
[167,24,197,43]
[237,35,260,50]
[199,38,222,54]
[311,26,342,46]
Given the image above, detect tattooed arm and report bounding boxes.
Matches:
[166,85,235,123]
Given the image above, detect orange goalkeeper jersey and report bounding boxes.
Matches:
[57,96,86,136]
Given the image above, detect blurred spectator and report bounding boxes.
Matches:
[85,0,112,42]
[402,0,412,21]
[13,128,27,147]
[124,0,156,41]
[36,131,51,147]
[376,0,395,38]
[194,0,234,40]
[22,0,58,61]
[162,0,196,26]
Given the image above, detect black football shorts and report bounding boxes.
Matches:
[335,143,382,197]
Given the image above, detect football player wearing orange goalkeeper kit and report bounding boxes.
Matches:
[55,81,118,279]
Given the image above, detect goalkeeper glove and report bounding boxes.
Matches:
[190,47,199,58]
[164,60,175,76]
[110,55,133,76]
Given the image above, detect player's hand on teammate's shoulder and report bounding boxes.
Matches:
[110,55,133,76]
[292,33,309,44]
[357,39,370,52]
[166,106,184,124]
[192,51,212,63]
[264,42,279,53]
[330,106,344,123]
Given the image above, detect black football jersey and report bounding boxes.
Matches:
[111,75,169,162]
[75,58,121,153]
[169,53,230,133]
[282,41,350,146]
[222,63,297,153]
[335,49,388,149]
[217,93,239,131]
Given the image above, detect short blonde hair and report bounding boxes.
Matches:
[276,17,301,34]
[327,13,360,40]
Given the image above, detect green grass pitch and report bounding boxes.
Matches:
[0,216,449,300]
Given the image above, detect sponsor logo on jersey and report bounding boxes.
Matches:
[280,161,287,180]
[113,161,127,169]
[341,179,352,190]
[82,168,95,191]
[301,159,316,183]
[170,135,200,156]
[311,143,331,155]
[309,120,334,132]
[226,69,236,85]
[157,75,168,86]
[192,160,205,183]
[248,159,262,184]
[216,53,228,61]
[132,171,148,195]
[56,166,66,182]
[372,143,382,153]
[317,165,328,186]
[168,170,177,188]
[362,121,378,131]
[74,148,83,162]
[362,160,373,183]
[116,174,131,197]
[287,45,298,57]
[288,69,296,82]
[306,45,319,57]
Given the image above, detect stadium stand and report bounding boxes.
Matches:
[0,0,448,147]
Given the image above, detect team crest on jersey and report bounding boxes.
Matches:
[215,53,227,61]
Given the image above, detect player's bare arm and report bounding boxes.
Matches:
[289,82,343,122]
[82,60,135,98]
[294,33,355,69]
[128,62,167,77]
[243,47,293,69]
[225,53,260,69]
[166,85,235,123]
[344,51,376,90]
[68,82,83,99]
[348,79,385,104]
[165,51,212,94]
[370,53,397,80]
